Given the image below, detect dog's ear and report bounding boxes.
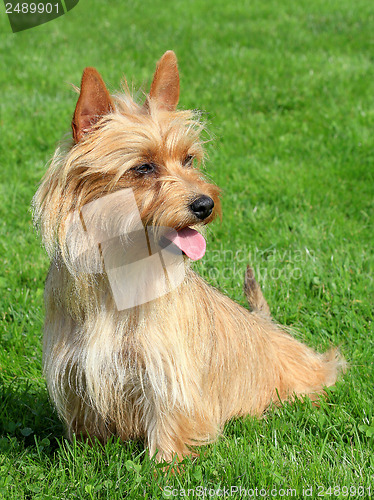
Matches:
[72,67,114,143]
[147,50,180,111]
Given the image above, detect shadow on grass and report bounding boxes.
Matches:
[0,378,62,455]
[0,378,147,461]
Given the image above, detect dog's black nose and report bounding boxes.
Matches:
[189,196,214,220]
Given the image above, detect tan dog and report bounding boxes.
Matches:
[33,51,343,462]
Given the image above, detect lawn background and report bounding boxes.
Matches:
[0,0,373,498]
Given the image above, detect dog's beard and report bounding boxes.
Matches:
[62,189,207,310]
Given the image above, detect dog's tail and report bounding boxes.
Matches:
[244,266,271,319]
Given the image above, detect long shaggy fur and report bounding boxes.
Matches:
[33,52,344,462]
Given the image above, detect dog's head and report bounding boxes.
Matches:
[34,52,220,264]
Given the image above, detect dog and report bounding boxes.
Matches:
[33,51,343,463]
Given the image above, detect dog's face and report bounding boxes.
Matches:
[69,51,220,237]
[33,52,221,264]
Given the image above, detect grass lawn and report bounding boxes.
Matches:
[0,0,373,497]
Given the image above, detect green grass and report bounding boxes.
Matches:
[0,0,373,497]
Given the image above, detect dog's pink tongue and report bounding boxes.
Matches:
[166,227,206,261]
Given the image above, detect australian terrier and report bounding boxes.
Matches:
[33,51,343,462]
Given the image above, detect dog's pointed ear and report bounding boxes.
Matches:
[147,51,180,111]
[72,67,114,143]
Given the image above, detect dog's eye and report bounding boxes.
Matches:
[183,155,194,167]
[134,164,156,174]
